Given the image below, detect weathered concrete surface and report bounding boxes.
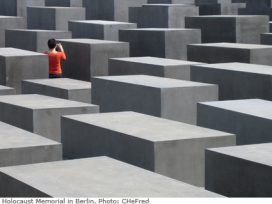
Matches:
[261,33,272,45]
[58,39,129,81]
[198,99,272,145]
[5,29,71,52]
[0,157,222,197]
[45,0,83,7]
[119,28,201,60]
[92,75,218,124]
[22,78,92,103]
[109,57,202,80]
[0,94,99,142]
[62,112,235,187]
[187,43,272,66]
[206,143,272,197]
[0,48,48,93]
[0,86,16,95]
[0,121,62,167]
[69,20,136,41]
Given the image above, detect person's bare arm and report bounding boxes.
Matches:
[57,43,64,52]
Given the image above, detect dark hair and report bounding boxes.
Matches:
[48,38,57,49]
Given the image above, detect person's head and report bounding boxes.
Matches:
[48,38,57,50]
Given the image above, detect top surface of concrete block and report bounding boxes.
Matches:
[7,29,70,33]
[0,16,23,19]
[63,111,232,142]
[94,75,215,88]
[0,157,220,197]
[143,3,195,7]
[0,85,15,91]
[58,38,126,44]
[0,48,45,57]
[70,20,135,25]
[23,78,91,90]
[191,42,272,49]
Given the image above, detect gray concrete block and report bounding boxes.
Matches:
[92,75,218,124]
[0,121,62,168]
[191,62,272,100]
[0,48,48,93]
[187,43,272,66]
[197,99,272,145]
[62,112,235,187]
[148,0,195,3]
[270,21,272,32]
[129,4,199,28]
[0,86,16,95]
[0,94,99,142]
[206,143,272,197]
[239,7,272,20]
[82,0,147,22]
[45,0,83,7]
[0,157,222,197]
[22,78,92,103]
[260,33,272,45]
[185,15,269,44]
[244,0,271,8]
[58,39,129,81]
[0,16,26,47]
[119,28,201,60]
[5,29,71,52]
[27,6,85,31]
[109,56,203,80]
[69,20,136,41]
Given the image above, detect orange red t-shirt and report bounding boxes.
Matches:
[45,51,66,75]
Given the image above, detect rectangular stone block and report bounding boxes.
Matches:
[239,7,272,20]
[0,85,15,95]
[119,28,201,60]
[0,48,48,93]
[0,156,222,197]
[206,143,272,197]
[270,21,272,32]
[58,39,129,81]
[22,78,92,103]
[27,6,85,30]
[92,75,218,124]
[109,57,202,80]
[69,20,136,41]
[5,29,72,52]
[244,0,271,8]
[148,0,195,3]
[185,15,269,44]
[198,99,272,145]
[0,16,26,47]
[62,112,235,187]
[0,121,62,167]
[45,0,83,7]
[187,43,272,66]
[260,33,272,45]
[191,62,272,100]
[129,4,199,28]
[0,94,99,142]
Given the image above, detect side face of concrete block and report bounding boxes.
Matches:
[45,0,83,7]
[0,86,16,95]
[261,33,272,45]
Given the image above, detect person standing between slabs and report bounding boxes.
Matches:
[45,39,66,78]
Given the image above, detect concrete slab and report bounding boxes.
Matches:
[0,85,16,95]
[198,99,272,145]
[62,112,235,187]
[0,156,222,197]
[0,121,62,167]
[5,29,71,52]
[119,28,201,60]
[206,143,272,197]
[45,0,83,7]
[109,57,202,80]
[22,78,92,103]
[185,15,269,44]
[0,48,48,93]
[69,20,136,41]
[58,39,129,81]
[0,94,99,142]
[92,75,218,124]
[27,6,85,31]
[187,43,272,66]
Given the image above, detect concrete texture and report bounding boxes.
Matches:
[5,29,71,52]
[0,86,16,95]
[0,94,99,142]
[109,56,202,80]
[185,15,269,44]
[27,6,86,31]
[187,43,272,66]
[0,48,48,93]
[92,75,218,124]
[58,39,129,81]
[22,78,92,103]
[45,0,83,7]
[69,20,136,41]
[82,0,147,22]
[206,143,272,197]
[261,33,272,45]
[0,156,222,197]
[62,112,235,187]
[0,16,26,47]
[129,4,199,28]
[197,99,272,145]
[191,62,272,100]
[0,121,62,167]
[119,28,201,60]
